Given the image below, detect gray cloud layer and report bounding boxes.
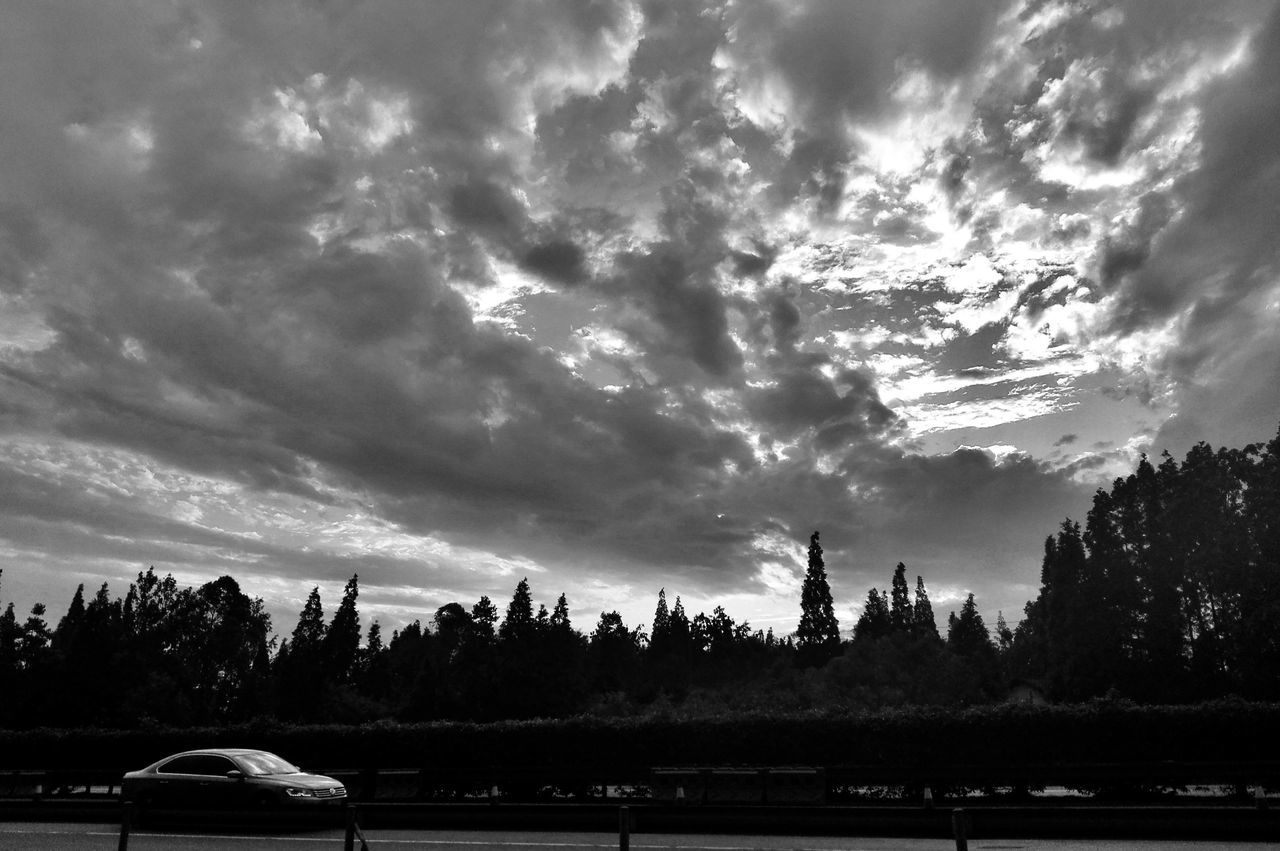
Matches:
[1,0,1277,632]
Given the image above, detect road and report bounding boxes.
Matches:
[0,823,1270,851]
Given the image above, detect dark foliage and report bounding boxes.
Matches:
[1009,425,1280,702]
[2,422,1279,728]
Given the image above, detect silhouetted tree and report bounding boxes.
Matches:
[854,588,890,641]
[499,578,535,643]
[947,593,993,658]
[796,531,840,662]
[322,574,361,684]
[889,563,913,633]
[912,576,939,640]
[275,586,327,720]
[650,588,672,656]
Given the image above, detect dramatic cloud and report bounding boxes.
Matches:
[1,1,1277,637]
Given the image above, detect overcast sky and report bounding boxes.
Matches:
[2,0,1279,641]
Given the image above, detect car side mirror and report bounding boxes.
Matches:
[227,770,245,781]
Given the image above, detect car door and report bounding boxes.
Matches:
[156,754,238,808]
[188,755,240,808]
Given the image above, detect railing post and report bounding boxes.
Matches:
[117,801,134,851]
[344,803,356,851]
[618,805,630,851]
[951,807,969,851]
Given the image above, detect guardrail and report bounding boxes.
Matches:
[106,799,1280,847]
[5,760,1278,804]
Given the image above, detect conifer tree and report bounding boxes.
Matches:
[322,574,361,683]
[670,596,691,654]
[947,593,994,657]
[291,587,326,653]
[912,575,939,640]
[550,593,572,632]
[797,531,840,658]
[650,588,672,654]
[889,563,913,633]
[854,588,890,640]
[499,578,535,642]
[55,584,86,648]
[995,611,1013,651]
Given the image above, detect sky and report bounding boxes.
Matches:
[2,0,1279,642]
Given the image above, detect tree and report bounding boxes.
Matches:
[889,563,913,633]
[322,575,361,683]
[588,611,643,693]
[912,576,939,640]
[854,588,890,641]
[796,531,840,661]
[471,596,498,640]
[995,611,1013,652]
[650,589,672,655]
[54,584,87,648]
[550,593,572,633]
[291,587,327,653]
[275,586,327,720]
[947,593,993,658]
[499,578,535,642]
[670,596,692,656]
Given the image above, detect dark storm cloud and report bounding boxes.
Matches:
[747,364,896,446]
[612,247,744,379]
[522,240,588,284]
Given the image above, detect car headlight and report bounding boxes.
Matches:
[285,788,315,798]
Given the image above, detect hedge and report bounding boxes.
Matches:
[3,699,1277,774]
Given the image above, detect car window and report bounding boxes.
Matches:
[159,754,237,776]
[236,752,300,776]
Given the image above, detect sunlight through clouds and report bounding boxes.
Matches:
[0,0,1277,639]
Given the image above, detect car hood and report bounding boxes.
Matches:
[251,772,340,789]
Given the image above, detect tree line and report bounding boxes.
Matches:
[2,424,1277,728]
[1006,425,1280,703]
[0,531,1004,727]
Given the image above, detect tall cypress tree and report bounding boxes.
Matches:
[291,587,327,652]
[797,531,840,659]
[322,574,361,683]
[889,563,913,633]
[912,576,939,640]
[650,588,672,655]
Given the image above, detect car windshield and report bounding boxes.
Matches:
[236,752,300,776]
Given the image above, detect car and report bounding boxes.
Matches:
[122,748,346,810]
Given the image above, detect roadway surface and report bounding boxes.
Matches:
[0,823,1271,850]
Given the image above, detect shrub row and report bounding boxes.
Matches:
[4,700,1277,774]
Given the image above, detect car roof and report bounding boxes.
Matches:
[162,748,277,759]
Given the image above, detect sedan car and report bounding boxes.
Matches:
[122,748,346,809]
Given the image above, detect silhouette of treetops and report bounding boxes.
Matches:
[3,422,1278,729]
[1009,423,1280,703]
